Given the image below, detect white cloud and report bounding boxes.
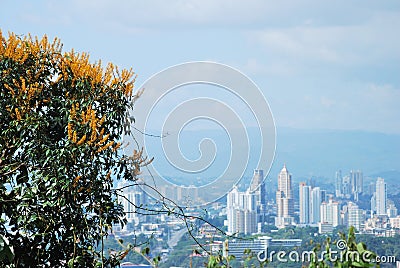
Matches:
[250,11,400,66]
[273,82,400,133]
[2,0,399,134]
[22,0,399,31]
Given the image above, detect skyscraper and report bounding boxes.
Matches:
[227,186,239,234]
[250,170,263,193]
[249,169,266,224]
[375,177,387,216]
[335,170,342,197]
[320,190,327,203]
[311,187,321,224]
[347,202,364,230]
[350,170,363,194]
[370,193,376,217]
[350,170,363,201]
[117,180,147,228]
[249,170,265,208]
[227,186,258,235]
[341,175,351,198]
[320,198,340,227]
[299,182,311,224]
[275,164,294,227]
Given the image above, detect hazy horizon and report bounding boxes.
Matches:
[138,126,400,180]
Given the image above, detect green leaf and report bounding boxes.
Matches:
[0,235,14,263]
[67,258,74,268]
[356,242,366,254]
[351,261,366,267]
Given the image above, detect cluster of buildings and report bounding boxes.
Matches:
[335,170,363,200]
[113,164,399,266]
[298,177,367,233]
[226,164,399,237]
[115,180,148,229]
[226,170,266,235]
[115,163,399,240]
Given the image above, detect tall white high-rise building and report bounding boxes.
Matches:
[311,187,321,224]
[347,202,364,230]
[320,198,340,227]
[227,186,240,234]
[376,177,387,216]
[117,180,147,227]
[275,164,294,227]
[299,182,311,224]
[227,186,258,235]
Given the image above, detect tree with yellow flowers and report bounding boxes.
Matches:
[0,31,150,267]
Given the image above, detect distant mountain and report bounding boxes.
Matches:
[141,127,400,186]
[272,127,400,179]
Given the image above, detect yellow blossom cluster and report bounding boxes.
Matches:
[1,31,59,119]
[1,31,135,156]
[67,102,121,154]
[0,30,62,64]
[59,49,135,96]
[1,31,136,121]
[4,77,43,120]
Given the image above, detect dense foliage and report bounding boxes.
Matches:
[0,31,148,267]
[156,225,392,268]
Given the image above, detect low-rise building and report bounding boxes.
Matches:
[390,216,400,229]
[318,222,333,234]
[223,236,302,259]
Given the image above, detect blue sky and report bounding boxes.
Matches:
[1,0,400,134]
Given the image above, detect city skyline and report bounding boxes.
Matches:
[221,163,398,236]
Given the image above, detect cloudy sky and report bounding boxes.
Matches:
[2,1,400,134]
